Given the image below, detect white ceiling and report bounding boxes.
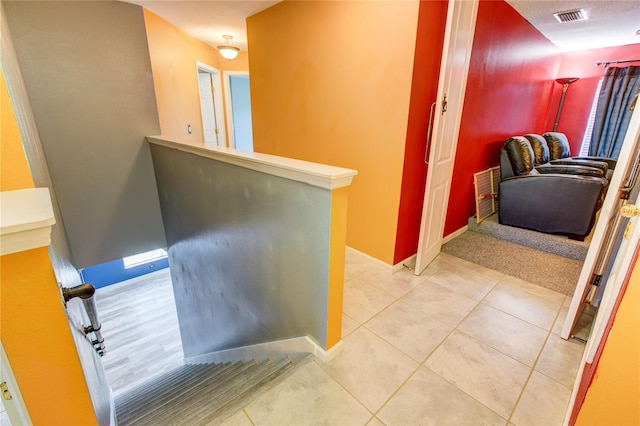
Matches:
[123,0,280,50]
[125,0,640,53]
[506,0,640,51]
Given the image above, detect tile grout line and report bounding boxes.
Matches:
[505,298,569,425]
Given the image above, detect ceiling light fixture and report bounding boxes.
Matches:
[553,8,588,23]
[217,35,239,60]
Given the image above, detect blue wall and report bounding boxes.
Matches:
[81,257,169,288]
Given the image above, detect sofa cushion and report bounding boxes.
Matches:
[524,134,550,165]
[504,136,535,176]
[543,132,571,160]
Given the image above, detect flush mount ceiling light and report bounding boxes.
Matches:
[553,8,588,23]
[217,35,239,60]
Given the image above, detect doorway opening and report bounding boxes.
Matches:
[196,62,226,146]
[224,71,254,152]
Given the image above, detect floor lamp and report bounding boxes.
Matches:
[553,77,579,131]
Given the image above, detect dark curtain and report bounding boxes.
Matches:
[589,66,640,158]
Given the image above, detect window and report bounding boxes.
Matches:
[123,248,168,269]
[579,77,604,156]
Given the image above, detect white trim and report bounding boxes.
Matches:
[147,136,357,190]
[345,246,393,273]
[182,336,343,365]
[0,340,32,426]
[223,71,250,150]
[442,225,468,244]
[392,253,416,273]
[195,62,227,147]
[562,93,640,425]
[308,338,344,363]
[0,188,55,255]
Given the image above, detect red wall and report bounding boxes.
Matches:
[554,44,640,154]
[393,0,640,260]
[393,0,448,264]
[443,0,561,236]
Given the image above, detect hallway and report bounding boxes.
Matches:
[96,249,584,425]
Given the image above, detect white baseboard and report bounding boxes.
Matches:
[392,253,416,273]
[182,335,344,365]
[346,246,393,273]
[306,337,343,363]
[442,225,468,244]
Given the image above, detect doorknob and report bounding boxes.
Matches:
[620,204,640,218]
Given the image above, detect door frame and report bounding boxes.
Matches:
[563,105,640,423]
[196,62,226,147]
[414,0,479,274]
[562,104,640,341]
[0,340,32,426]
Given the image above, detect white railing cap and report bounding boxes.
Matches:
[147,136,358,190]
[0,187,56,255]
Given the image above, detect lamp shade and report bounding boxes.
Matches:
[218,35,239,60]
[555,77,579,85]
[218,45,239,60]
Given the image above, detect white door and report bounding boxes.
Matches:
[197,63,227,147]
[562,104,640,340]
[1,340,32,425]
[198,72,219,145]
[414,0,479,274]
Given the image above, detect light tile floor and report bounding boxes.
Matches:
[223,250,584,425]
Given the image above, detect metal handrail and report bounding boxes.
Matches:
[62,283,106,356]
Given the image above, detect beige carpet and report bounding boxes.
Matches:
[442,231,582,296]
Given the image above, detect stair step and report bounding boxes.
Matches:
[195,357,301,424]
[115,363,212,408]
[116,361,250,424]
[116,362,232,414]
[132,360,261,425]
[115,354,312,425]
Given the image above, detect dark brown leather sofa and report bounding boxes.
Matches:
[498,136,609,240]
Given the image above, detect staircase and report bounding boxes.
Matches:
[115,355,312,425]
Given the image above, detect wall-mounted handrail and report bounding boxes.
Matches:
[62,284,105,356]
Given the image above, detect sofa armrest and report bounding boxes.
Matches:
[573,156,617,170]
[499,174,604,237]
[536,164,605,178]
[550,158,608,173]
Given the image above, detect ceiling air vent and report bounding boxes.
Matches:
[553,8,588,23]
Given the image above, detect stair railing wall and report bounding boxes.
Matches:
[147,136,356,360]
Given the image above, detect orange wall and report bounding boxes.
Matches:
[0,73,97,424]
[143,9,249,146]
[247,0,419,264]
[576,248,640,425]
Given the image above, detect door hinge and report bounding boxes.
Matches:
[1,381,12,400]
[214,128,219,134]
[441,94,448,115]
[211,85,215,94]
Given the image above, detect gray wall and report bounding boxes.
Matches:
[150,144,331,357]
[1,4,112,423]
[4,1,165,268]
